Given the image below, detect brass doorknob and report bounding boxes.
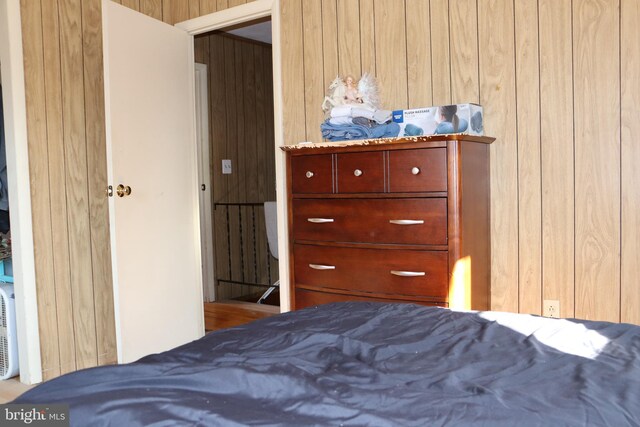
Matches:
[116,184,132,197]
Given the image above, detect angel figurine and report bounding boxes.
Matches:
[321,73,381,114]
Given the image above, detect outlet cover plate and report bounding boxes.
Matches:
[543,300,560,318]
[222,159,232,174]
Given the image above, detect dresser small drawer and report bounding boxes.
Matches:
[294,244,449,299]
[293,198,447,245]
[389,148,447,192]
[337,151,384,193]
[291,154,333,194]
[295,289,448,309]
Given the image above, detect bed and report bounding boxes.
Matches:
[15,302,640,426]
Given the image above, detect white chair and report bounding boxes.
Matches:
[258,201,279,304]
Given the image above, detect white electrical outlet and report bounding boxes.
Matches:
[222,159,232,174]
[543,300,560,318]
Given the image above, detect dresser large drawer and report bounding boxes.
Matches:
[295,289,448,309]
[292,198,447,245]
[294,244,449,298]
[291,154,333,194]
[336,151,384,193]
[389,148,447,192]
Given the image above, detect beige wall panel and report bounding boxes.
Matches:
[514,0,542,316]
[59,0,98,370]
[302,0,324,143]
[217,0,229,10]
[41,0,77,375]
[81,0,117,366]
[189,0,200,18]
[573,0,620,323]
[405,0,432,108]
[359,0,375,75]
[280,0,306,144]
[430,0,451,105]
[140,0,164,20]
[200,0,218,14]
[337,0,361,77]
[539,0,575,318]
[163,0,189,24]
[122,0,141,11]
[322,0,339,86]
[621,0,640,325]
[374,0,408,109]
[229,0,246,6]
[20,0,61,381]
[479,0,519,312]
[449,0,479,104]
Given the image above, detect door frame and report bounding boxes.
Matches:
[194,62,216,302]
[176,0,290,311]
[0,0,43,384]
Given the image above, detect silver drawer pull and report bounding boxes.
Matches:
[353,169,363,177]
[305,171,314,178]
[390,270,425,277]
[389,219,424,225]
[309,264,336,270]
[307,218,334,223]
[411,167,420,175]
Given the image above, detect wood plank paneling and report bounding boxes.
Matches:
[336,0,360,77]
[21,0,61,381]
[621,0,640,325]
[200,0,218,15]
[163,0,189,24]
[41,0,77,375]
[81,0,117,366]
[479,0,518,313]
[140,0,163,20]
[59,0,98,370]
[573,0,620,322]
[430,0,451,105]
[359,0,375,75]
[449,0,479,104]
[515,0,542,316]
[281,0,306,144]
[322,0,339,84]
[539,0,574,318]
[406,0,432,108]
[374,0,407,109]
[302,0,324,143]
[122,0,140,12]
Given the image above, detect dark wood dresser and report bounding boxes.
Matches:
[284,135,494,311]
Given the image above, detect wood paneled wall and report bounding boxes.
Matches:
[18,0,640,381]
[194,32,277,301]
[19,0,250,381]
[280,0,640,324]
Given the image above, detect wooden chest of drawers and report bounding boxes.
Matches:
[284,135,494,310]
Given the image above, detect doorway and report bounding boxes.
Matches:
[194,18,281,330]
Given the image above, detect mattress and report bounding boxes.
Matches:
[15,302,640,426]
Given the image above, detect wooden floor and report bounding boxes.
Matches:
[0,377,33,403]
[204,301,280,332]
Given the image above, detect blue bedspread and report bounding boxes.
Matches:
[15,302,640,426]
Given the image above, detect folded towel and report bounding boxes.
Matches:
[330,105,352,118]
[320,120,400,142]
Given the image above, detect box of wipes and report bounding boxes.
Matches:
[392,103,483,137]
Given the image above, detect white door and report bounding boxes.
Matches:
[102,1,203,363]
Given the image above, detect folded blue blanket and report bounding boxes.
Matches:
[321,120,400,142]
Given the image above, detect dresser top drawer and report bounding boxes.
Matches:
[336,151,385,193]
[291,154,333,194]
[389,148,447,192]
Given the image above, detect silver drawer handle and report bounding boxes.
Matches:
[411,167,420,175]
[309,264,336,270]
[354,169,363,177]
[305,171,314,178]
[389,219,424,225]
[390,270,425,277]
[307,218,334,223]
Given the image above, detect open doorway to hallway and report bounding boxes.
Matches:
[194,18,280,331]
